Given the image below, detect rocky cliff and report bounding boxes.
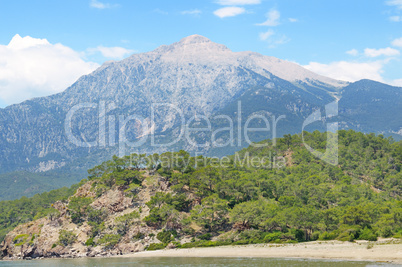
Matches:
[0,170,173,259]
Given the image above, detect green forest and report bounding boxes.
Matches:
[0,183,83,243]
[1,130,401,249]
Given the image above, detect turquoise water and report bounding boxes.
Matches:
[0,257,397,267]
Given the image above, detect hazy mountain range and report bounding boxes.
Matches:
[0,35,400,200]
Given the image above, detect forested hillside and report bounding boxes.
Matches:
[1,130,401,259]
[140,130,401,244]
[0,183,83,242]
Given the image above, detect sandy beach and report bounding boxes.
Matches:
[122,239,402,264]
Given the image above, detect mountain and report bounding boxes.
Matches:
[0,35,342,172]
[338,79,402,135]
[0,35,400,200]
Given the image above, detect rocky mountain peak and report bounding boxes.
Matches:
[151,34,231,57]
[178,34,212,44]
[124,35,345,89]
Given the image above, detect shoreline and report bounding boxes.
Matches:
[118,240,402,265]
[1,240,401,264]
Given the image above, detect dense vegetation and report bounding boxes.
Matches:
[1,130,401,249]
[0,170,80,201]
[86,130,402,248]
[0,182,83,242]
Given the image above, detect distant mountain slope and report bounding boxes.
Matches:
[0,171,69,201]
[338,79,402,134]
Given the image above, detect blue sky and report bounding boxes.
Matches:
[0,0,401,107]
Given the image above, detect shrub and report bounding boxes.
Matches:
[337,232,355,242]
[233,240,249,245]
[124,183,141,197]
[97,234,121,249]
[294,229,305,242]
[143,212,161,227]
[85,238,95,246]
[263,232,283,243]
[182,227,195,236]
[319,231,337,240]
[47,209,61,221]
[87,208,108,224]
[13,234,29,246]
[170,229,178,239]
[358,227,377,241]
[115,211,140,235]
[380,227,393,238]
[180,240,232,248]
[95,183,109,197]
[28,234,37,246]
[171,241,182,248]
[198,233,212,240]
[30,234,36,242]
[88,221,105,238]
[147,243,167,251]
[157,230,173,244]
[239,229,264,241]
[311,231,320,241]
[68,197,93,224]
[336,225,360,241]
[58,230,77,247]
[393,229,402,238]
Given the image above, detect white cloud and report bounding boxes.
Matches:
[259,31,290,48]
[364,47,400,57]
[259,29,275,41]
[87,46,134,59]
[303,61,385,82]
[389,15,402,22]
[153,9,168,15]
[257,9,280,26]
[391,37,402,47]
[268,35,290,48]
[387,0,402,9]
[0,34,99,106]
[216,0,261,5]
[214,7,245,18]
[90,0,118,9]
[181,9,202,15]
[346,49,359,56]
[288,18,298,23]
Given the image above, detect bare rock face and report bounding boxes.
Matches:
[1,217,58,259]
[116,242,145,254]
[0,214,94,259]
[0,173,169,260]
[91,189,133,212]
[53,201,67,216]
[74,182,96,198]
